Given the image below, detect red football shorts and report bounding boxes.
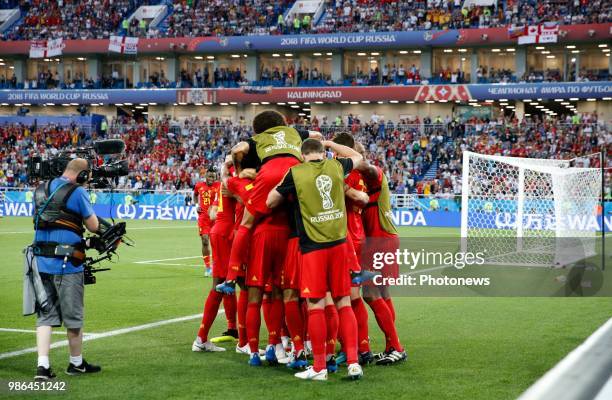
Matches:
[210,231,231,279]
[300,242,351,299]
[281,237,301,290]
[197,213,212,236]
[245,156,301,217]
[246,229,289,288]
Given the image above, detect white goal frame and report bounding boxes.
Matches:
[460,151,602,267]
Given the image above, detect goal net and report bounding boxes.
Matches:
[460,151,601,267]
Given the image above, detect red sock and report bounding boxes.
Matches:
[338,305,358,365]
[324,304,339,357]
[265,299,283,345]
[384,297,396,322]
[369,298,403,352]
[226,226,251,281]
[237,290,248,347]
[203,255,211,268]
[197,290,224,342]
[284,300,304,353]
[351,297,371,353]
[308,308,327,372]
[223,293,237,330]
[246,301,262,354]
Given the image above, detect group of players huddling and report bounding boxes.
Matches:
[191,111,406,381]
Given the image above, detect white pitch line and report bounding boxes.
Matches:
[0,310,223,361]
[0,328,74,335]
[138,263,202,267]
[136,263,200,267]
[134,256,202,264]
[0,226,195,235]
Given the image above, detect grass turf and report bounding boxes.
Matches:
[0,217,610,399]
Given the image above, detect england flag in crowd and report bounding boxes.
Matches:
[29,38,64,58]
[518,23,559,44]
[109,36,139,55]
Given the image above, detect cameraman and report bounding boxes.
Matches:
[31,158,101,381]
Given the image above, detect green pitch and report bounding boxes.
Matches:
[0,217,610,399]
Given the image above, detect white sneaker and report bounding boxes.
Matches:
[192,338,226,352]
[235,343,250,355]
[347,363,363,380]
[204,268,212,277]
[295,366,328,381]
[275,343,290,364]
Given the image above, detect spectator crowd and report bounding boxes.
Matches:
[2,0,610,40]
[1,112,609,201]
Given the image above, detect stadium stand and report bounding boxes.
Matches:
[1,0,610,40]
[2,114,609,197]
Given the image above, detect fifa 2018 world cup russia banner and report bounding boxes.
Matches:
[2,202,610,231]
[0,82,611,104]
[29,38,64,58]
[108,36,139,55]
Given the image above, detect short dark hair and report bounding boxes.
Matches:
[301,138,324,155]
[332,132,355,148]
[252,110,285,134]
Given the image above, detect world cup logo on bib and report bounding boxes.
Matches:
[273,131,287,147]
[315,175,334,210]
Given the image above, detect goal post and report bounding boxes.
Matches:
[461,151,602,267]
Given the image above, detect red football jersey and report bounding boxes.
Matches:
[194,181,220,215]
[226,176,254,232]
[362,166,396,238]
[345,169,366,242]
[210,185,236,236]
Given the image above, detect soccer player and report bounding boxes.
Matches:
[216,110,321,293]
[194,167,220,276]
[360,145,407,366]
[281,200,308,369]
[223,158,256,354]
[267,138,368,381]
[332,134,376,365]
[192,157,254,353]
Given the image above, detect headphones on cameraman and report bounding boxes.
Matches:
[76,165,92,184]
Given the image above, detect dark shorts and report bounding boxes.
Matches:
[37,272,84,329]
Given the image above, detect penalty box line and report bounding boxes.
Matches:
[0,310,223,361]
[133,256,203,266]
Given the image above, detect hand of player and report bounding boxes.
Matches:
[239,168,256,180]
[224,154,233,166]
[221,185,232,197]
[196,205,202,213]
[308,130,323,140]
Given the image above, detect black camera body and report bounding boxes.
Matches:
[27,139,129,187]
[82,219,130,285]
